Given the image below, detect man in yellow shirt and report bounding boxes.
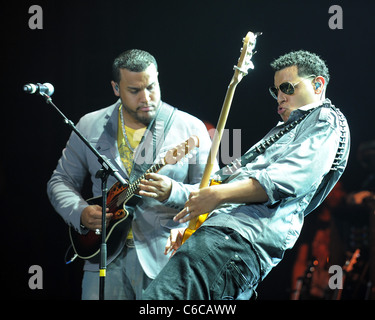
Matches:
[47,49,216,299]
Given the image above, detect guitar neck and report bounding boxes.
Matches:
[200,80,239,188]
[188,80,239,229]
[197,31,257,191]
[181,31,259,242]
[122,161,165,203]
[117,136,198,206]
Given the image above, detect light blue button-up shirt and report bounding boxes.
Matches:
[203,99,350,279]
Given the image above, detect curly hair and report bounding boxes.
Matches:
[112,49,158,83]
[270,50,330,85]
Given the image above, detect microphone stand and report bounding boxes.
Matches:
[38,92,127,300]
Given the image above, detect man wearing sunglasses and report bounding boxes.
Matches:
[269,66,325,123]
[142,50,350,300]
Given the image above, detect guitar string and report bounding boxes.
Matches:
[108,145,186,207]
[105,162,163,211]
[105,142,192,213]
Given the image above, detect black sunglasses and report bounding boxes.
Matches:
[269,75,316,100]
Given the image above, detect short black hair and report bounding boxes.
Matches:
[270,50,330,85]
[112,49,158,83]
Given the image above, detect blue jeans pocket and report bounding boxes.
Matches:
[211,253,258,300]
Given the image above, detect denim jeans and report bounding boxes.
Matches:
[142,226,261,300]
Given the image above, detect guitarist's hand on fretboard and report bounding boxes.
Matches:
[174,186,222,224]
[80,205,113,232]
[138,172,173,202]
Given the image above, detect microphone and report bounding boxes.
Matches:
[23,83,54,96]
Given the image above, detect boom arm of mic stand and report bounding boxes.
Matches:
[40,92,127,186]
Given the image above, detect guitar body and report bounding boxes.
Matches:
[69,181,140,260]
[68,136,200,260]
[182,179,221,243]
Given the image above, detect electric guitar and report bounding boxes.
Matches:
[333,248,360,300]
[182,31,261,243]
[69,135,200,260]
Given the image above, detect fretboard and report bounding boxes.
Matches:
[117,160,165,206]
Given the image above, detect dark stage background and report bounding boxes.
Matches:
[1,0,375,300]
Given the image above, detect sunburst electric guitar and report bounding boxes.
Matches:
[182,31,261,243]
[69,135,199,259]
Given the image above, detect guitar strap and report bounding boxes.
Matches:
[216,107,315,181]
[217,101,347,182]
[303,105,348,216]
[129,102,177,183]
[215,102,348,216]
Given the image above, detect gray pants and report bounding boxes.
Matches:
[81,242,152,300]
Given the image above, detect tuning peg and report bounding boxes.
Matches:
[247,61,255,70]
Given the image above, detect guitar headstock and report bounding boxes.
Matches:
[163,135,200,165]
[344,249,360,273]
[233,31,261,84]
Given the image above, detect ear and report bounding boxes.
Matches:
[111,81,120,97]
[314,76,325,94]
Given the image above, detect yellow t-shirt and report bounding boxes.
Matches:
[117,106,146,175]
[117,105,146,239]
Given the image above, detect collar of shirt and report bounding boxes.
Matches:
[275,98,329,127]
